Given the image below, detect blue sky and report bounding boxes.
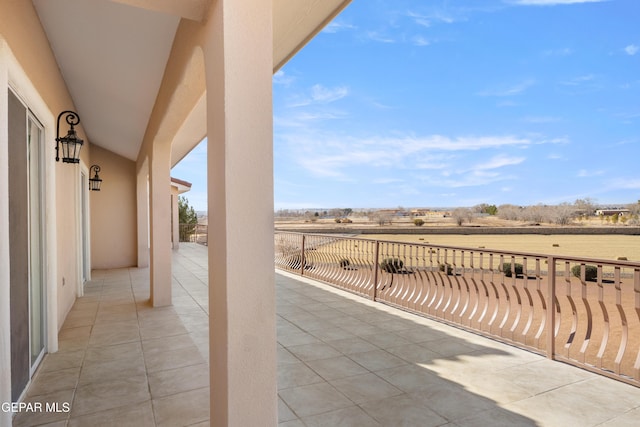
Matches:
[172,0,639,212]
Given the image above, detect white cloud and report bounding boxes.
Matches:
[522,116,562,123]
[577,169,605,177]
[560,74,595,86]
[311,84,349,103]
[624,44,639,56]
[274,111,347,128]
[473,155,526,170]
[366,31,396,43]
[322,21,357,34]
[508,0,607,5]
[273,70,294,86]
[412,36,431,47]
[406,11,431,27]
[372,178,404,184]
[282,133,557,179]
[478,79,535,97]
[285,84,349,108]
[542,47,573,56]
[407,10,458,24]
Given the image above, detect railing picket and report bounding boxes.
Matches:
[614,267,628,375]
[596,264,609,369]
[547,256,556,360]
[633,268,640,381]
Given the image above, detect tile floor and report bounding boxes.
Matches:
[13,243,640,426]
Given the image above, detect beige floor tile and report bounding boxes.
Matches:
[32,421,68,427]
[278,397,297,422]
[69,301,100,313]
[58,325,92,340]
[455,407,538,427]
[360,395,447,427]
[28,367,80,397]
[495,358,593,395]
[278,382,354,418]
[148,363,209,398]
[394,327,449,343]
[144,343,205,373]
[360,331,412,349]
[152,387,210,427]
[277,346,301,365]
[67,401,155,427]
[278,361,324,390]
[347,349,408,372]
[88,320,141,347]
[453,371,533,404]
[597,407,640,427]
[61,312,97,329]
[302,406,381,427]
[278,331,321,347]
[71,375,150,417]
[83,341,143,364]
[138,313,182,328]
[57,335,90,353]
[326,337,378,355]
[309,328,356,342]
[330,373,403,404]
[142,333,196,354]
[39,349,85,372]
[410,383,500,421]
[385,343,440,364]
[94,310,138,324]
[79,354,147,384]
[505,377,640,427]
[306,356,369,381]
[375,364,449,393]
[139,319,189,340]
[287,342,342,361]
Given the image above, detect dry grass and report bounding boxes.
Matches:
[362,234,640,262]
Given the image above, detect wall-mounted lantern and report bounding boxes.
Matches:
[55,110,83,163]
[89,165,102,191]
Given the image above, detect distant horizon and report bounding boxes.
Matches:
[187,200,638,216]
[172,0,640,213]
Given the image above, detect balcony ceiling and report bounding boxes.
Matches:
[32,0,351,162]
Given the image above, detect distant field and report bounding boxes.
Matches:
[360,234,640,262]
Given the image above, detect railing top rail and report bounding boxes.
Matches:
[274,230,640,268]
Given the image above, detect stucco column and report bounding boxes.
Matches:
[204,0,276,425]
[171,187,179,249]
[148,143,172,307]
[0,39,13,426]
[136,157,149,268]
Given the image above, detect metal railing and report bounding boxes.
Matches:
[179,223,208,245]
[275,231,640,387]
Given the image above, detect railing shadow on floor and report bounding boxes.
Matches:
[276,271,542,426]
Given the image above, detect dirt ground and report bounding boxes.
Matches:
[275,214,634,229]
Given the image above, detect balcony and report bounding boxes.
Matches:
[14,243,640,426]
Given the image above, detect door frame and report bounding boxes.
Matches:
[26,109,47,374]
[78,161,92,294]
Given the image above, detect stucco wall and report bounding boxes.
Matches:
[90,144,138,269]
[0,0,91,333]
